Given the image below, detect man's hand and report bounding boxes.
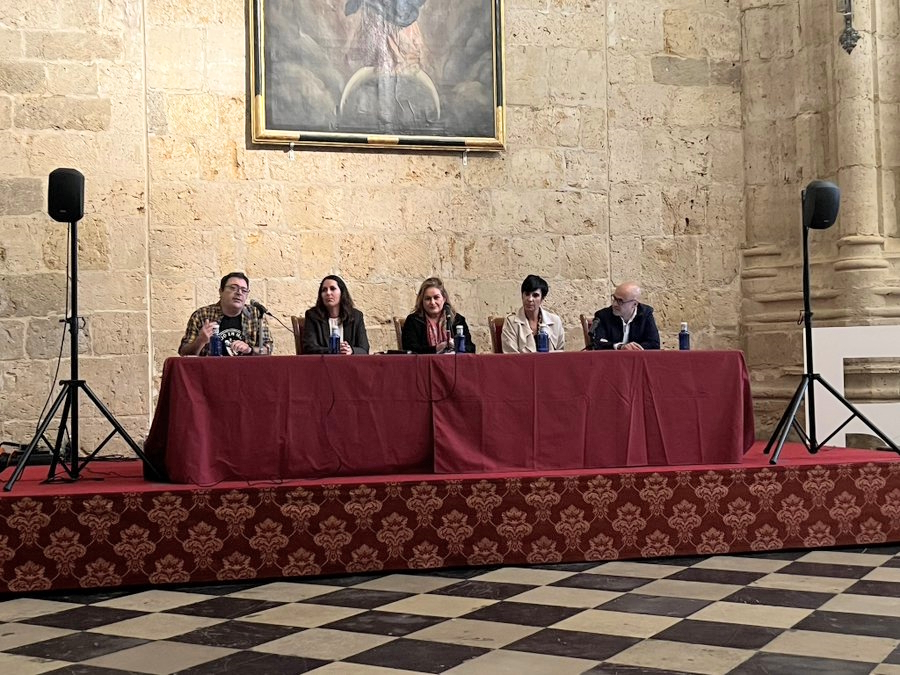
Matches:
[231,339,253,355]
[179,319,220,355]
[199,320,218,346]
[621,342,643,351]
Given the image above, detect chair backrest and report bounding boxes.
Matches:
[291,315,305,355]
[488,316,505,354]
[580,314,592,349]
[392,316,405,350]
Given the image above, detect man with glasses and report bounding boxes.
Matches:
[589,281,660,351]
[178,272,273,356]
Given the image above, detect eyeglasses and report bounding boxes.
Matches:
[224,284,250,296]
[611,295,636,305]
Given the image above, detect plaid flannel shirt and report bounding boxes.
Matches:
[179,302,274,355]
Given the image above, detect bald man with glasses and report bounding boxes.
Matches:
[589,281,660,351]
[179,271,273,356]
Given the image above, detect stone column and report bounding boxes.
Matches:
[830,0,891,320]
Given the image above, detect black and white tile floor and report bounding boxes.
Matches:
[1,545,899,674]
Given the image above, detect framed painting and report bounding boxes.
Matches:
[249,0,505,151]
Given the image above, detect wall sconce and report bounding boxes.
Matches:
[837,0,861,54]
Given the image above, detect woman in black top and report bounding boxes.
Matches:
[401,277,475,354]
[302,275,370,354]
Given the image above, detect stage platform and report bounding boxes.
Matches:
[1,442,898,595]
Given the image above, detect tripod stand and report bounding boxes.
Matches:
[764,182,900,464]
[4,214,157,492]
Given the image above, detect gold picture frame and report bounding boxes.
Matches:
[249,0,506,151]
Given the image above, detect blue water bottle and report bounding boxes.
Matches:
[678,322,691,351]
[329,327,340,354]
[208,327,223,356]
[536,324,550,353]
[453,325,466,353]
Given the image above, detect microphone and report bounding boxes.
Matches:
[250,299,270,315]
[250,300,292,334]
[444,305,452,336]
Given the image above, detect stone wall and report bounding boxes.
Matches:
[0,0,151,449]
[145,0,743,361]
[740,0,900,438]
[880,3,900,247]
[0,0,864,456]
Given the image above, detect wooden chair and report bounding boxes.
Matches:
[290,315,305,355]
[488,316,505,354]
[580,314,592,350]
[392,316,405,350]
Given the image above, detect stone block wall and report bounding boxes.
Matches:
[13,0,896,454]
[0,0,150,450]
[144,0,742,377]
[740,0,900,438]
[881,3,900,247]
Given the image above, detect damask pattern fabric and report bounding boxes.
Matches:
[1,451,898,594]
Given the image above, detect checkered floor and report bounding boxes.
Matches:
[1,545,899,675]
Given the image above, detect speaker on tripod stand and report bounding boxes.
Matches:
[4,168,159,492]
[764,179,900,464]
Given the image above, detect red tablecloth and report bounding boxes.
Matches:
[430,351,755,472]
[145,355,434,484]
[145,351,755,483]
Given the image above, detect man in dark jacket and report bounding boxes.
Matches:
[590,281,660,350]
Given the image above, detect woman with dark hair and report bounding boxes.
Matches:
[501,274,565,353]
[402,277,476,353]
[302,275,370,355]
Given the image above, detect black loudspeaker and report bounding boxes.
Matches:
[802,179,840,230]
[48,168,85,222]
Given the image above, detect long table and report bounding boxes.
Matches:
[145,355,433,484]
[144,351,755,484]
